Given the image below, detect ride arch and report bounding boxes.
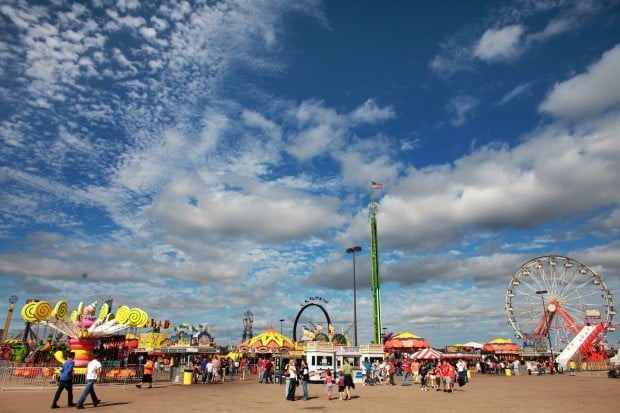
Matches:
[293,303,331,342]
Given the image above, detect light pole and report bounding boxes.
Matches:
[279,319,285,335]
[346,246,362,346]
[536,290,555,362]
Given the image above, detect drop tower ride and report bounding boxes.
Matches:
[369,182,383,343]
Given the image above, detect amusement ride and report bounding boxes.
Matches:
[505,255,616,368]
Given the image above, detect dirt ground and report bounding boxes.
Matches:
[1,371,619,413]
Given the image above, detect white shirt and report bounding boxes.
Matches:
[85,359,102,380]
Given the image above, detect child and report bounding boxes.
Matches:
[324,369,334,400]
[337,370,346,400]
[420,362,429,391]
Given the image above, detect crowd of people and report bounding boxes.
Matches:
[50,351,574,408]
[190,354,248,383]
[360,357,470,393]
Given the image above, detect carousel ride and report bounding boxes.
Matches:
[20,299,148,368]
[505,255,615,368]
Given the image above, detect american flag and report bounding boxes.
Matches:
[371,181,383,190]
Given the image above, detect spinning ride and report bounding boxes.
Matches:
[505,256,615,363]
[21,299,148,367]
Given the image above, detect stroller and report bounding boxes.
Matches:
[366,364,382,386]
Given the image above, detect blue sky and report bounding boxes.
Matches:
[1,0,619,350]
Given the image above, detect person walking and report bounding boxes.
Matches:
[263,358,273,384]
[341,358,354,399]
[285,359,297,401]
[512,358,521,376]
[324,369,334,400]
[240,357,247,381]
[136,355,154,388]
[568,359,577,376]
[76,351,102,409]
[456,359,468,384]
[401,357,411,386]
[300,359,310,400]
[51,351,76,409]
[438,359,453,393]
[228,357,235,381]
[387,358,396,385]
[337,371,346,400]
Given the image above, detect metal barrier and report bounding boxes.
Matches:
[0,363,176,391]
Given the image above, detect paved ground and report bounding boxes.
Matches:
[1,371,619,413]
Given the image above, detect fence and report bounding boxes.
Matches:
[0,362,176,391]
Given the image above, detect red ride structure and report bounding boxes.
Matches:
[505,256,616,370]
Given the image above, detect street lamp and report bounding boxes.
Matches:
[279,319,285,335]
[346,246,362,346]
[536,290,555,362]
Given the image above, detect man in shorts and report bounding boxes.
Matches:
[438,359,454,393]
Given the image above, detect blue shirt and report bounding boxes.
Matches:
[59,359,74,381]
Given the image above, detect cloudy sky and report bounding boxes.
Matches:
[1,0,619,349]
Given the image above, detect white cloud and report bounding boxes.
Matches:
[242,110,282,141]
[355,113,620,256]
[428,43,474,79]
[498,82,532,105]
[349,99,395,124]
[140,26,157,39]
[474,25,525,62]
[430,1,617,79]
[539,44,620,120]
[288,123,338,161]
[446,96,479,126]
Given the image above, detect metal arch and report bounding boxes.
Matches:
[293,303,332,342]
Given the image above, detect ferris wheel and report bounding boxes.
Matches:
[505,255,616,353]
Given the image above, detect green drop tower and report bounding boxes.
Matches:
[369,185,382,344]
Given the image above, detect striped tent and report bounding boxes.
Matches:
[412,347,444,360]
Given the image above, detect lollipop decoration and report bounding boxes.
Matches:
[21,299,148,367]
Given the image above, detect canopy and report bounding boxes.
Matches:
[482,338,521,353]
[237,328,294,354]
[384,332,430,350]
[412,347,444,360]
[225,351,243,361]
[461,341,483,349]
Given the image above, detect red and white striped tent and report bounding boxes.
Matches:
[412,347,444,360]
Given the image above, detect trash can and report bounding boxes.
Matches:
[183,369,193,385]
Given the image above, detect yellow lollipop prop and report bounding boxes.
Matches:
[52,301,68,320]
[34,301,52,321]
[116,305,130,324]
[21,302,38,323]
[98,302,109,322]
